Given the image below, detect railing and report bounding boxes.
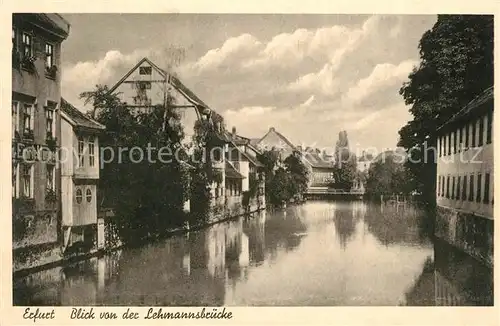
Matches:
[305,187,365,195]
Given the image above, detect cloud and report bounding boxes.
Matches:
[191,33,261,73]
[60,14,435,150]
[342,60,418,106]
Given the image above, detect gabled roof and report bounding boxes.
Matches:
[228,141,264,167]
[225,161,245,179]
[107,57,213,111]
[256,127,297,150]
[60,98,105,130]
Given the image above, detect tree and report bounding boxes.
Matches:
[333,130,356,191]
[365,157,411,197]
[398,15,493,205]
[257,149,309,206]
[283,150,309,200]
[80,86,190,243]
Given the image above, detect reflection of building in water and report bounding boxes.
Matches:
[60,258,99,306]
[403,257,436,306]
[13,266,64,305]
[333,206,357,249]
[433,239,493,306]
[434,270,464,306]
[244,210,266,266]
[207,224,227,279]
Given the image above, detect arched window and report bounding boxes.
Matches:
[86,188,92,202]
[76,188,83,204]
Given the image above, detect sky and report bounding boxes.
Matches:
[60,14,437,151]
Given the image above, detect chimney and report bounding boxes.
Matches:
[232,126,236,139]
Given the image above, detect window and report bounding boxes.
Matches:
[471,120,477,147]
[45,43,54,68]
[469,174,474,201]
[22,32,32,58]
[457,176,461,200]
[465,124,470,148]
[21,164,33,198]
[76,188,83,204]
[442,136,446,157]
[476,174,482,203]
[441,176,445,196]
[484,173,490,204]
[437,176,440,196]
[86,188,92,202]
[138,81,151,90]
[452,176,456,200]
[46,164,55,190]
[12,101,19,139]
[446,176,450,198]
[452,131,456,154]
[23,103,34,134]
[462,175,467,200]
[448,134,451,155]
[78,137,85,167]
[46,109,54,136]
[486,111,492,144]
[12,28,17,52]
[478,116,484,146]
[88,137,95,167]
[139,66,152,75]
[12,163,18,198]
[458,127,463,152]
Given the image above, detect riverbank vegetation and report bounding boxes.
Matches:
[257,150,309,207]
[80,85,218,244]
[365,154,412,198]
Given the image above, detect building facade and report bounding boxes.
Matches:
[435,87,493,267]
[12,14,70,271]
[60,98,106,255]
[254,127,336,192]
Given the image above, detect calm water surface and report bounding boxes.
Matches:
[14,201,493,306]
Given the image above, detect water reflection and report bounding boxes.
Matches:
[13,202,493,306]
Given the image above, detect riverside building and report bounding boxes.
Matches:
[12,14,70,271]
[435,86,493,267]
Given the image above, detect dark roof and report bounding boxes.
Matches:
[60,98,105,130]
[243,151,264,167]
[225,161,245,179]
[14,14,70,39]
[358,152,375,162]
[302,151,336,169]
[438,86,494,131]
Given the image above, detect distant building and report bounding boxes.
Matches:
[12,13,70,271]
[226,128,266,210]
[356,151,374,173]
[60,98,106,254]
[435,86,493,267]
[254,127,336,189]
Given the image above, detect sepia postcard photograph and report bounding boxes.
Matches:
[2,1,498,325]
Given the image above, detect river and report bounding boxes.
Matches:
[13,200,493,306]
